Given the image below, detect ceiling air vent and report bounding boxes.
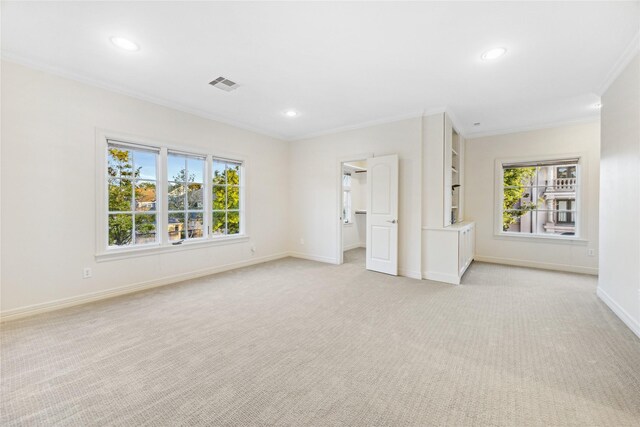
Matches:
[209,76,239,92]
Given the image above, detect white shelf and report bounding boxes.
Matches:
[452,167,458,173]
[452,148,458,156]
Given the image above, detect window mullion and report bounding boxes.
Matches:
[205,154,212,238]
[160,147,169,246]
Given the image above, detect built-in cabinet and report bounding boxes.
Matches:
[424,222,475,284]
[422,112,475,284]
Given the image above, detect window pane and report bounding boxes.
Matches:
[227,186,240,210]
[226,163,240,185]
[168,182,185,210]
[168,213,185,241]
[188,157,204,183]
[135,214,156,244]
[134,151,157,180]
[108,147,133,178]
[187,212,204,239]
[503,210,532,233]
[135,181,156,212]
[168,154,187,182]
[109,214,133,246]
[187,183,204,210]
[212,185,226,210]
[227,211,240,235]
[212,160,226,185]
[109,179,133,212]
[503,186,537,212]
[212,211,226,235]
[503,167,536,188]
[539,210,576,235]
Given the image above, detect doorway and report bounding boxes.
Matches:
[341,160,367,267]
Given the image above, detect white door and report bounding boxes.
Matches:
[366,154,399,275]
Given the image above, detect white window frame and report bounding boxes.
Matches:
[96,130,248,261]
[494,153,587,242]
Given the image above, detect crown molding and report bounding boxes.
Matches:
[293,110,425,142]
[1,52,289,141]
[595,31,640,96]
[465,115,600,140]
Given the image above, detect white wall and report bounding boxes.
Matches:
[465,122,600,275]
[290,118,422,278]
[598,53,640,338]
[1,61,290,317]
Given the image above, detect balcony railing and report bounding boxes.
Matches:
[547,178,576,191]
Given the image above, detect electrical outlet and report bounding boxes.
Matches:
[587,249,595,257]
[299,238,305,245]
[83,267,92,279]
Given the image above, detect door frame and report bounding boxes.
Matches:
[336,153,373,265]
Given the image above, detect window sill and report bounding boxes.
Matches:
[494,232,587,244]
[96,235,250,262]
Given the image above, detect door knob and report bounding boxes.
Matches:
[387,219,398,224]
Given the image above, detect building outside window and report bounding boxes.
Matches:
[501,158,579,237]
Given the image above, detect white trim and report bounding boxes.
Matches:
[0,252,289,322]
[2,54,288,141]
[597,287,640,339]
[475,255,598,276]
[492,233,588,244]
[422,271,461,285]
[297,112,424,141]
[96,235,250,262]
[596,31,640,96]
[465,117,600,140]
[398,269,422,280]
[287,251,339,265]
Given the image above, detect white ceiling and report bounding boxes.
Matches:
[2,1,638,140]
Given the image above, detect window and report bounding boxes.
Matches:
[168,153,205,241]
[500,158,579,237]
[100,136,245,256]
[107,143,158,247]
[212,159,242,235]
[342,173,352,224]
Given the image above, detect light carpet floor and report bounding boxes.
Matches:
[2,250,640,426]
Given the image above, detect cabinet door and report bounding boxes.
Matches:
[443,115,453,226]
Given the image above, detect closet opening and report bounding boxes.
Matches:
[340,160,367,267]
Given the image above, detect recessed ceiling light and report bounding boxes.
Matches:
[284,110,298,118]
[481,47,507,61]
[110,36,140,52]
[593,103,602,109]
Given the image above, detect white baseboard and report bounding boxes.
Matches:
[475,255,598,276]
[399,269,422,280]
[596,287,640,339]
[287,251,339,265]
[422,271,460,285]
[0,252,289,322]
